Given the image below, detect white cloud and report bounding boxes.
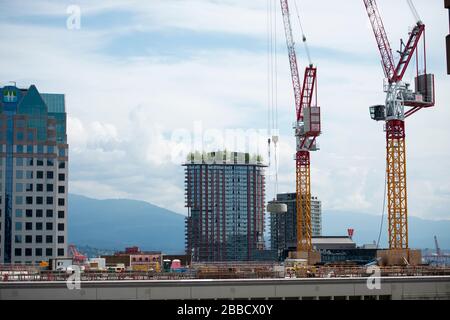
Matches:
[0,0,449,220]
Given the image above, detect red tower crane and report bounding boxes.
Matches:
[363,0,435,251]
[280,0,320,253]
[68,244,87,264]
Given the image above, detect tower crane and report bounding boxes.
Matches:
[363,0,435,251]
[280,0,321,253]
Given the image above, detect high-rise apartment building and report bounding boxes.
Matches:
[0,85,68,264]
[184,151,266,262]
[270,193,322,260]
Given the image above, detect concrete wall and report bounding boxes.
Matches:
[1,276,449,300]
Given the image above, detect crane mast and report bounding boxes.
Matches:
[280,0,320,253]
[363,0,435,251]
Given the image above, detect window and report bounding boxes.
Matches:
[16,158,23,166]
[58,223,64,231]
[47,146,54,154]
[58,236,64,244]
[26,171,33,179]
[15,183,23,192]
[58,198,65,206]
[26,196,33,205]
[15,235,22,243]
[16,183,23,192]
[47,159,54,166]
[37,184,43,192]
[47,184,53,192]
[58,161,65,169]
[15,196,23,205]
[16,132,24,141]
[46,235,53,244]
[15,222,22,231]
[37,158,44,166]
[58,248,65,257]
[36,209,43,218]
[16,145,24,153]
[58,173,65,181]
[25,235,32,243]
[37,171,43,179]
[46,197,53,205]
[46,248,53,256]
[26,145,33,154]
[36,222,43,231]
[37,145,44,154]
[36,196,43,205]
[15,248,22,256]
[46,171,54,179]
[46,222,53,231]
[35,248,42,256]
[58,186,65,194]
[25,248,32,256]
[59,149,65,157]
[25,222,32,230]
[26,209,32,218]
[26,183,33,192]
[15,209,22,217]
[46,210,53,218]
[58,211,65,219]
[27,158,33,166]
[36,235,42,243]
[16,170,23,179]
[27,132,34,141]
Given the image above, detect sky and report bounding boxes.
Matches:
[0,0,449,221]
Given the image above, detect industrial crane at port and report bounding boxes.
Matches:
[363,0,435,253]
[280,0,321,253]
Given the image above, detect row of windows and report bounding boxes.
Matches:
[15,235,65,244]
[14,222,65,231]
[16,183,65,193]
[15,145,66,157]
[13,158,66,168]
[14,248,64,257]
[15,196,65,206]
[15,209,65,219]
[15,170,65,181]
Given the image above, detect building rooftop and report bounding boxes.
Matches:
[312,236,355,245]
[185,151,265,166]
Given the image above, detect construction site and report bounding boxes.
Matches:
[1,0,450,300]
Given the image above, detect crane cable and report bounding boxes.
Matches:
[376,167,387,248]
[293,0,312,66]
[406,0,422,24]
[267,0,280,198]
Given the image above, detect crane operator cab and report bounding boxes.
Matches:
[369,105,386,121]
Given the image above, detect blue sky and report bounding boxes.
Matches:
[1,0,449,222]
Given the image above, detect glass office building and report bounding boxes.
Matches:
[184,152,266,262]
[0,85,68,264]
[270,193,322,261]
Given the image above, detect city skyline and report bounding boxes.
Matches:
[0,0,449,221]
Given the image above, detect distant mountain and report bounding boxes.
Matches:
[76,245,115,258]
[323,210,450,250]
[68,194,450,254]
[68,194,186,254]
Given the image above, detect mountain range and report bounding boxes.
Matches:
[68,194,450,253]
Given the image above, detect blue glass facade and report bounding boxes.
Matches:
[0,85,68,264]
